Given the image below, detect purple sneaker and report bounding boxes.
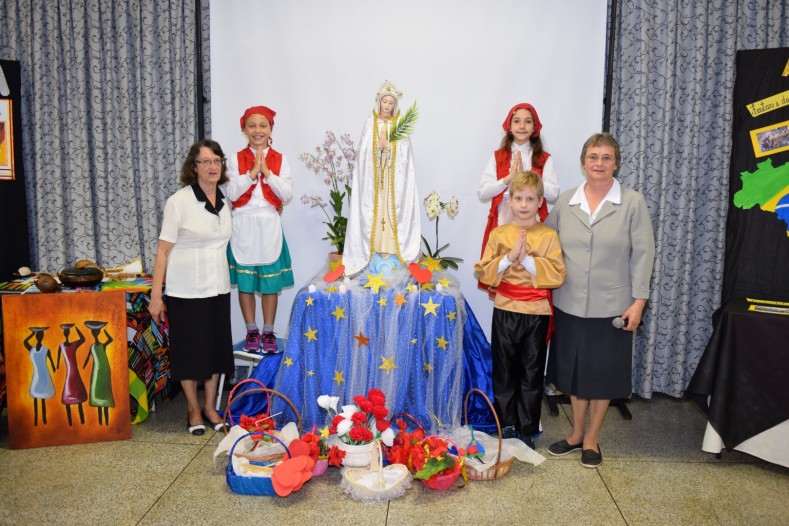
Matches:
[244,329,261,352]
[261,331,279,354]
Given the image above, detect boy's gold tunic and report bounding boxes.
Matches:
[474,223,566,315]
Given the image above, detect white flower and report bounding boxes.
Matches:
[423,191,441,218]
[380,427,395,447]
[336,417,352,436]
[446,196,459,218]
[317,394,340,412]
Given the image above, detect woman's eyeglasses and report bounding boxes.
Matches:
[195,158,225,167]
[584,154,615,163]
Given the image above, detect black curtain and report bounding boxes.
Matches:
[0,60,30,280]
[721,48,789,304]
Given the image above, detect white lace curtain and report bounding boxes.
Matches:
[0,1,209,273]
[609,0,789,397]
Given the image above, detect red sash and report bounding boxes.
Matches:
[231,148,283,210]
[495,281,554,342]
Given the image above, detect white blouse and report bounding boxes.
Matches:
[159,184,232,298]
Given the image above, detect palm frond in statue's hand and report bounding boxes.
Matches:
[388,102,419,142]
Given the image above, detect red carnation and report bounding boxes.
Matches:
[372,405,389,419]
[349,426,370,442]
[367,388,386,405]
[375,418,390,432]
[351,411,367,425]
[331,415,345,428]
[327,445,346,467]
[355,397,373,413]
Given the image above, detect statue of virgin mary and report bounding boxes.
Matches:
[343,80,421,276]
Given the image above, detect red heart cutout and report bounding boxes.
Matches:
[323,265,345,283]
[409,262,432,284]
[287,439,312,458]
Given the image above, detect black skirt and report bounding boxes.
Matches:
[546,308,634,400]
[166,293,234,382]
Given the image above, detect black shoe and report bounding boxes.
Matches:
[520,436,536,450]
[502,426,518,439]
[201,411,225,432]
[548,439,583,456]
[187,415,205,436]
[581,446,602,468]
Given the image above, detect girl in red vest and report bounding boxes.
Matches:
[225,106,295,353]
[477,103,560,294]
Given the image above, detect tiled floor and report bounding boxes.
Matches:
[1,394,787,525]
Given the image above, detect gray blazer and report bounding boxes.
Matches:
[544,185,655,318]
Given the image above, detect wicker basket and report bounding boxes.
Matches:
[223,383,302,462]
[226,431,289,496]
[341,441,411,502]
[463,387,514,481]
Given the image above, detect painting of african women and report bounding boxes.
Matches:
[2,291,131,448]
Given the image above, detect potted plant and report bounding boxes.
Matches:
[300,131,357,258]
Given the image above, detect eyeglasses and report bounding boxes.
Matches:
[195,158,225,167]
[585,154,616,163]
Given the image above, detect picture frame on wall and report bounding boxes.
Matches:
[0,98,14,180]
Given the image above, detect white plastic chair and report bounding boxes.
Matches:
[215,350,263,410]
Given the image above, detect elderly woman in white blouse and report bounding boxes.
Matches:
[149,139,235,436]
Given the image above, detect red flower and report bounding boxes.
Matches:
[367,388,386,405]
[375,418,390,432]
[396,418,407,431]
[351,411,367,425]
[327,446,346,467]
[349,426,373,442]
[331,415,345,428]
[372,405,389,419]
[411,447,426,471]
[354,396,373,413]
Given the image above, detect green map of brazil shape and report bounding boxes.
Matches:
[733,158,789,235]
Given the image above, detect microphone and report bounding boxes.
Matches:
[612,317,643,329]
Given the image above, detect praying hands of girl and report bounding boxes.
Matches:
[250,144,271,180]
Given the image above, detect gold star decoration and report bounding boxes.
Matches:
[446,311,457,321]
[421,297,440,316]
[436,336,449,350]
[331,305,346,320]
[307,370,315,376]
[379,356,397,374]
[421,255,443,272]
[406,283,417,293]
[438,277,451,288]
[377,296,388,307]
[364,272,388,294]
[284,357,294,366]
[326,285,338,293]
[333,370,345,384]
[354,332,371,348]
[424,362,433,372]
[394,293,407,308]
[304,327,318,342]
[412,338,418,344]
[422,282,435,291]
[305,296,315,306]
[319,426,330,439]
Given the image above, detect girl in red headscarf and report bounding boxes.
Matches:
[477,103,560,294]
[225,105,295,354]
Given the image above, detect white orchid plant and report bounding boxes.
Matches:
[422,191,463,270]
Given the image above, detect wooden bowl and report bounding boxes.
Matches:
[58,266,104,288]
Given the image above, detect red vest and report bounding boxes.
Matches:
[480,148,549,257]
[477,148,550,296]
[231,147,283,210]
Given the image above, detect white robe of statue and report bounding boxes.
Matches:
[343,111,421,276]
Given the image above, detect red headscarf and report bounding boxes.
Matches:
[502,103,542,138]
[240,105,276,130]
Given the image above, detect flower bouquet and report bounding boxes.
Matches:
[300,426,346,476]
[411,435,466,490]
[318,389,395,467]
[384,414,426,470]
[422,191,463,270]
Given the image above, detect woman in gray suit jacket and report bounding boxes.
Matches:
[544,133,655,468]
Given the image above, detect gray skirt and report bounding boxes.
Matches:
[546,308,633,399]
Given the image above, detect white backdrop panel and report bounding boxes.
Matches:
[210,0,607,341]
